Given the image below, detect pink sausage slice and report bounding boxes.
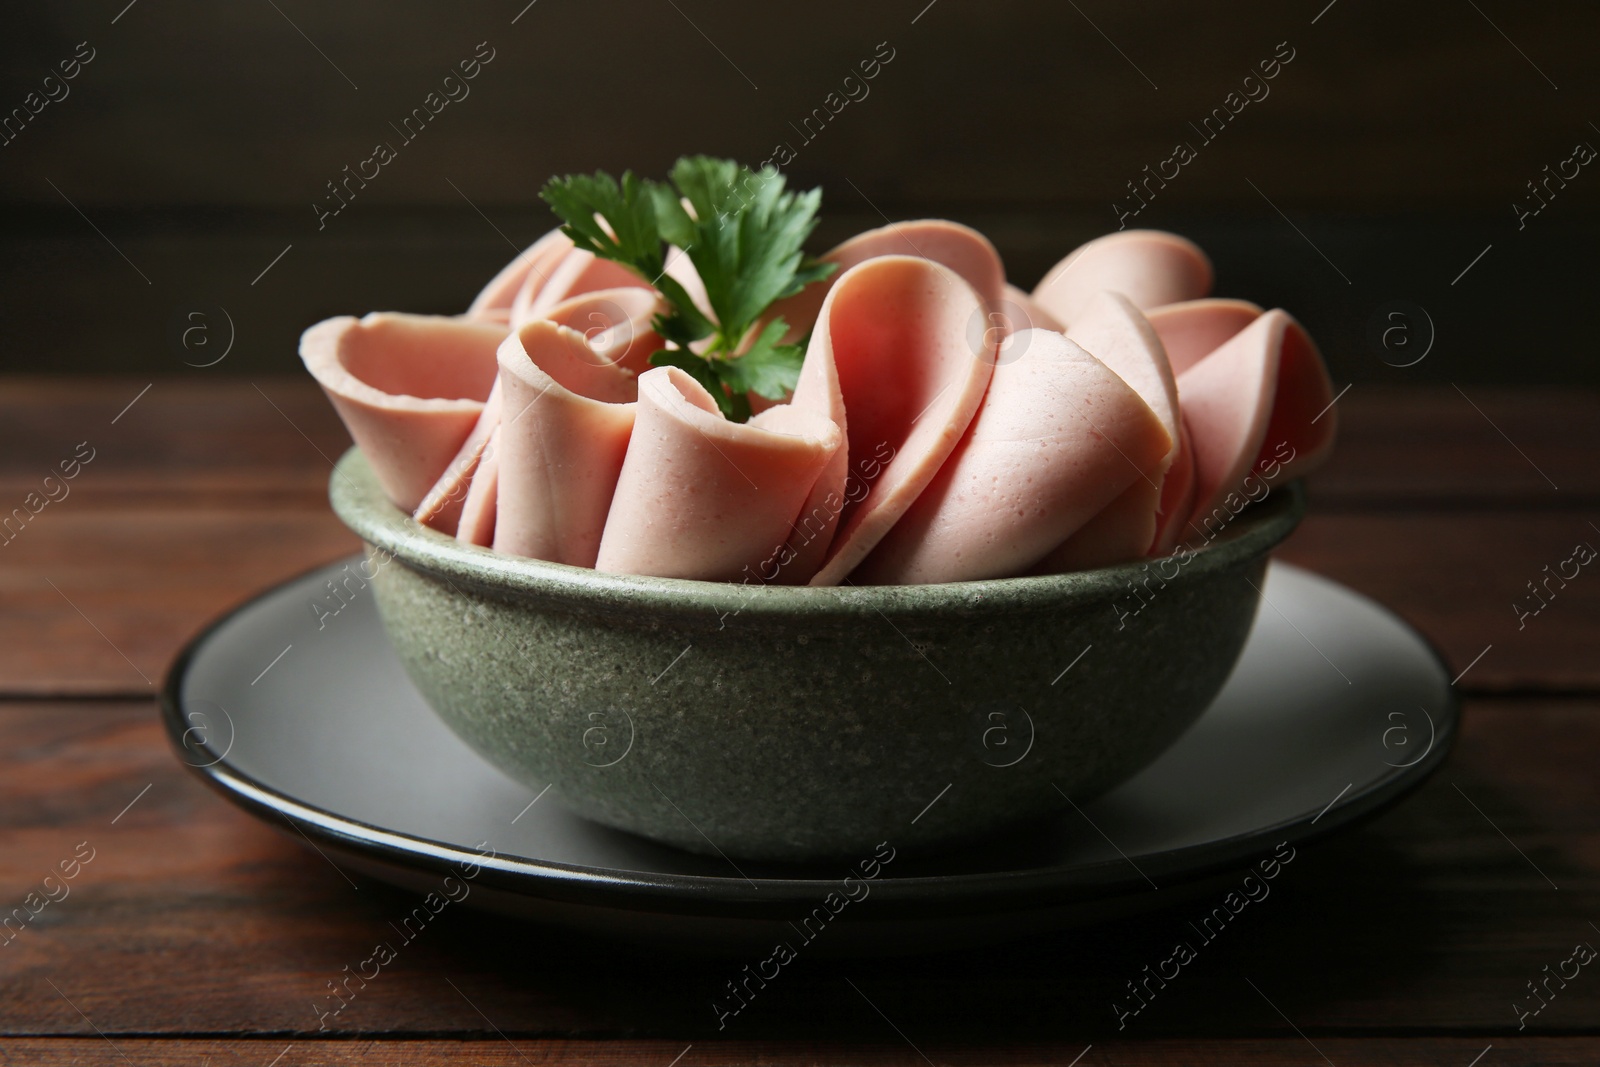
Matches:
[494,321,639,568]
[455,427,499,547]
[415,288,665,539]
[770,219,1007,345]
[662,244,713,325]
[1038,478,1163,573]
[595,367,841,582]
[465,228,574,325]
[856,330,1170,584]
[414,379,503,537]
[300,312,507,512]
[766,319,850,583]
[1179,309,1337,535]
[511,249,649,327]
[1261,319,1339,482]
[1032,230,1212,329]
[539,286,666,378]
[807,256,998,586]
[1050,292,1194,559]
[1000,283,1065,334]
[1147,298,1263,376]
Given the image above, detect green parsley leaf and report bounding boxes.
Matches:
[717,318,805,401]
[648,348,751,422]
[669,156,834,352]
[538,170,664,281]
[650,273,716,349]
[540,157,836,422]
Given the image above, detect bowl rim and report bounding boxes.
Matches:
[328,446,1306,617]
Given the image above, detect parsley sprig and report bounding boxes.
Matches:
[539,157,835,421]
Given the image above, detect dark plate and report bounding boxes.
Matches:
[162,559,1456,955]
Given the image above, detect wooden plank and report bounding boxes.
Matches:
[0,698,1593,1039]
[0,510,358,697]
[1307,386,1600,509]
[1275,512,1600,692]
[0,378,350,510]
[0,1037,1588,1066]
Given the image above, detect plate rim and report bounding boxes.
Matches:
[162,557,1460,919]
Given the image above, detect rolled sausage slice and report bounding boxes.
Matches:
[494,320,639,568]
[538,287,665,378]
[769,219,1007,345]
[767,312,850,582]
[465,227,573,325]
[1031,230,1212,329]
[595,366,841,582]
[455,426,500,548]
[300,312,507,512]
[856,329,1170,583]
[1040,292,1192,565]
[1147,298,1263,376]
[510,249,649,327]
[805,256,998,585]
[464,224,656,329]
[416,288,665,539]
[414,379,503,538]
[1179,309,1337,536]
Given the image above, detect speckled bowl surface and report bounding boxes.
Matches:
[330,447,1305,863]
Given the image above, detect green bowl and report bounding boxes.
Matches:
[330,447,1304,864]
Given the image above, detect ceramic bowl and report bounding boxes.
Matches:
[330,447,1305,863]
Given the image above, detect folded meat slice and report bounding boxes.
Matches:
[806,256,998,586]
[1039,292,1193,566]
[414,380,503,537]
[662,244,713,324]
[855,330,1170,584]
[455,427,499,548]
[1155,420,1198,550]
[1032,230,1212,329]
[539,286,666,377]
[495,320,639,568]
[594,367,841,582]
[1000,283,1065,334]
[415,287,666,540]
[1179,309,1337,536]
[767,319,850,582]
[769,219,1007,344]
[738,220,1004,423]
[1147,298,1263,376]
[300,312,507,512]
[465,228,573,325]
[1067,293,1182,449]
[510,248,649,327]
[1037,479,1165,573]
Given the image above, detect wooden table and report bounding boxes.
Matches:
[2,378,1596,1065]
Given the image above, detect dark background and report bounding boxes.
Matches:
[1,0,1595,384]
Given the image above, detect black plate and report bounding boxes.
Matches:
[163,560,1455,954]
